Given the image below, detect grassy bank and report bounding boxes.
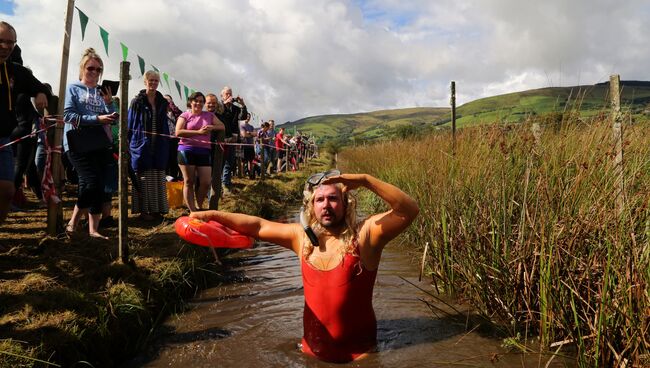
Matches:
[339,118,649,367]
[0,158,327,367]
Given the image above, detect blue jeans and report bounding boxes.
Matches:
[221,146,236,187]
[35,142,46,178]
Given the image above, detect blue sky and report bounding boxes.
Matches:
[5,0,650,125]
[0,0,13,15]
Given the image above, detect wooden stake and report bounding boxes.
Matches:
[609,75,625,217]
[118,61,130,263]
[47,0,75,236]
[451,81,456,154]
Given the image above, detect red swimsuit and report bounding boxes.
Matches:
[300,245,378,363]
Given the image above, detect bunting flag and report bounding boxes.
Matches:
[74,6,197,103]
[99,26,109,56]
[120,42,128,61]
[190,89,196,96]
[137,55,145,76]
[77,8,89,41]
[162,72,170,91]
[174,80,182,100]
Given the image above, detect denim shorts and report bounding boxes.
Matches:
[177,150,211,167]
[0,137,14,181]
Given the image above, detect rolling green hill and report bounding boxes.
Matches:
[281,81,650,143]
[452,81,650,127]
[282,107,450,143]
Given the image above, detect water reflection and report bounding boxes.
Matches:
[124,214,570,368]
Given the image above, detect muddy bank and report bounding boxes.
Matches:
[0,163,319,367]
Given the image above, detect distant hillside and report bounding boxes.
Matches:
[281,107,450,143]
[450,81,650,127]
[280,81,650,143]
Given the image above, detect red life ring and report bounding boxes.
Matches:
[174,216,254,249]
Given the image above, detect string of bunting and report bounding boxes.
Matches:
[74,6,271,130]
[75,6,194,102]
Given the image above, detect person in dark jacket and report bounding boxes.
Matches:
[127,70,170,220]
[215,86,247,193]
[0,21,49,224]
[11,93,42,208]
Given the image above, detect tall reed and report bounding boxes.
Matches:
[340,118,649,366]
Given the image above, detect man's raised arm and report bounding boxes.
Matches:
[321,173,419,248]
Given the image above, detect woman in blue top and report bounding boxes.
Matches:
[127,70,170,220]
[63,48,117,239]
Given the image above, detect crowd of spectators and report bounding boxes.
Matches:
[0,21,317,238]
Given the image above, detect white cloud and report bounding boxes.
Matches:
[5,0,650,126]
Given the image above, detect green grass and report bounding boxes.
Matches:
[339,115,650,366]
[285,82,650,144]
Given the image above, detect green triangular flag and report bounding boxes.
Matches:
[152,65,160,73]
[190,89,196,96]
[76,8,89,41]
[174,80,182,100]
[120,42,128,61]
[183,85,189,101]
[99,26,109,56]
[162,72,170,91]
[137,55,145,76]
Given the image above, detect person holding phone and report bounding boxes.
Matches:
[216,86,247,194]
[63,48,117,239]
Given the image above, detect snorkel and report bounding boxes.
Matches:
[300,205,319,247]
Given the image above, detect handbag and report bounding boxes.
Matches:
[66,118,112,153]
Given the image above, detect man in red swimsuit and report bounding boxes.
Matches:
[192,170,419,363]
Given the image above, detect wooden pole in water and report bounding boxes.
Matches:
[609,75,625,217]
[450,81,456,154]
[118,61,131,263]
[48,0,75,235]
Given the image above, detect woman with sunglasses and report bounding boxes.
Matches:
[191,171,419,363]
[63,48,118,239]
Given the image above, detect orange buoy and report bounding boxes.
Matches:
[174,216,254,249]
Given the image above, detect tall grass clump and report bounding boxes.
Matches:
[340,117,649,366]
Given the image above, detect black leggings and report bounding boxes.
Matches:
[67,149,112,214]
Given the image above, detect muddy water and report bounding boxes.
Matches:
[125,215,567,368]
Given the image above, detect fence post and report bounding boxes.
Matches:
[48,0,75,235]
[450,81,456,154]
[609,74,625,217]
[118,61,131,263]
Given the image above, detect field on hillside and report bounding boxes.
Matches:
[339,118,650,367]
[453,83,650,127]
[284,107,450,143]
[283,82,650,145]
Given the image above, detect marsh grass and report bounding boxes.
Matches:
[340,117,649,366]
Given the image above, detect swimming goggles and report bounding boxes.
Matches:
[306,169,340,188]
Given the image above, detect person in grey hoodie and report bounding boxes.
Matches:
[63,48,117,239]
